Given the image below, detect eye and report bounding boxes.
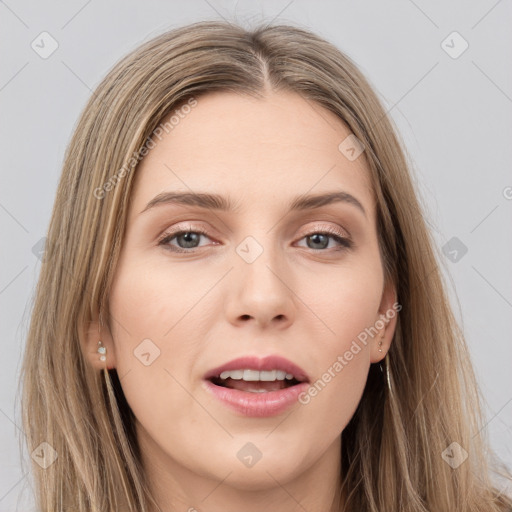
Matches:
[295,227,353,251]
[158,226,216,253]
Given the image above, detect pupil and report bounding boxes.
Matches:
[178,232,200,248]
[308,233,328,249]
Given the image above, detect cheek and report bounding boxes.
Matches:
[109,256,217,344]
[296,314,372,440]
[296,258,383,348]
[292,263,381,425]
[106,260,204,431]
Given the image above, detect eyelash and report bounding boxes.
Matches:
[157,225,353,254]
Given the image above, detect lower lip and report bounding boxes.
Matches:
[202,379,310,417]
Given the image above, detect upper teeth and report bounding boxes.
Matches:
[219,369,295,381]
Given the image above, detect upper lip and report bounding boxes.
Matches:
[204,355,310,383]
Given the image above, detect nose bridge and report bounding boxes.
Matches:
[236,231,285,294]
[228,230,295,327]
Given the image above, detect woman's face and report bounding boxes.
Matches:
[87,90,397,499]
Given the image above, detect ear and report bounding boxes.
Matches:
[370,278,400,364]
[82,317,117,372]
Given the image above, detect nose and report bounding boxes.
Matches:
[224,242,296,330]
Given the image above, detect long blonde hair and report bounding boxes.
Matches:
[20,20,512,511]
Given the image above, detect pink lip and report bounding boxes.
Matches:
[203,355,310,382]
[202,379,310,417]
[202,355,310,417]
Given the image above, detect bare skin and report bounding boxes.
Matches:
[84,90,397,512]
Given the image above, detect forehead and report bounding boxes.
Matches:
[129,90,375,220]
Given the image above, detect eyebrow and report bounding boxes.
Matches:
[140,191,367,218]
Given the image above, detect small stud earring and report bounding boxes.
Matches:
[97,340,107,362]
[378,338,383,353]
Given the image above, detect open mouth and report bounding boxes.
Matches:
[208,369,305,393]
[203,359,311,416]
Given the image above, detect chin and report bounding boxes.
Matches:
[213,459,303,492]
[199,445,308,490]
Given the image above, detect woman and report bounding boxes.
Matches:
[20,20,512,512]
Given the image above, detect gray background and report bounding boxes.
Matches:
[1,0,511,509]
